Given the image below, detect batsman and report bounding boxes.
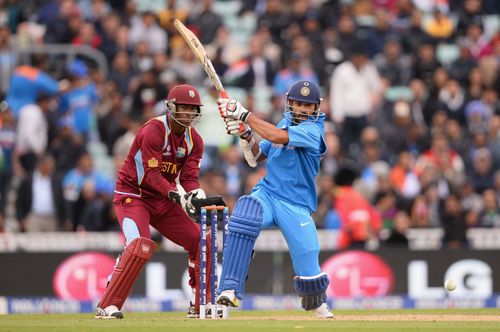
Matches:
[217,80,334,318]
[95,84,224,319]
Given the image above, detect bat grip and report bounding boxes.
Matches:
[220,90,229,99]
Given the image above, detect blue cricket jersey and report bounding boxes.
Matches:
[254,114,327,212]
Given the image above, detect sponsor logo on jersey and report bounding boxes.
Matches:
[176,147,186,158]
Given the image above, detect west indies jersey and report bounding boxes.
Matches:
[115,114,203,201]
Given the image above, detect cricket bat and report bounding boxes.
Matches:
[173,19,228,98]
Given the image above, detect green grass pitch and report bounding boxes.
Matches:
[1,309,499,332]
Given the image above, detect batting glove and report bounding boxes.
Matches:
[217,98,250,123]
[225,118,252,139]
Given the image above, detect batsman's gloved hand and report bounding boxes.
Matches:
[225,118,252,139]
[217,98,251,123]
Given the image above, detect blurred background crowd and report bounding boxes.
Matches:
[0,0,499,250]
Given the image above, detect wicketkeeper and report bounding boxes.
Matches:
[95,84,225,319]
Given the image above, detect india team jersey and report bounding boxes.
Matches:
[255,114,327,212]
[115,114,203,200]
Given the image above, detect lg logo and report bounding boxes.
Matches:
[408,259,492,299]
[53,252,115,300]
[321,251,395,297]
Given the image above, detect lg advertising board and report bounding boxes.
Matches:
[0,250,498,301]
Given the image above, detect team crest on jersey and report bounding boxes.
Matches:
[148,157,159,167]
[189,90,195,98]
[176,147,186,158]
[300,87,310,96]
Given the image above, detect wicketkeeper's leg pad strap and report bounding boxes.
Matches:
[98,237,155,309]
[219,195,263,298]
[294,273,330,310]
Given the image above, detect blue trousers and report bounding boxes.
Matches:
[252,188,321,276]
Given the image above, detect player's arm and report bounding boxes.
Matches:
[245,114,288,145]
[225,119,267,167]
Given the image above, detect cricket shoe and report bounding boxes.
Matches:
[312,303,334,319]
[186,302,223,318]
[216,290,239,307]
[95,305,124,319]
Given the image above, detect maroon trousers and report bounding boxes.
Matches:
[105,193,212,310]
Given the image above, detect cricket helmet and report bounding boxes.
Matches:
[165,84,203,127]
[284,80,323,124]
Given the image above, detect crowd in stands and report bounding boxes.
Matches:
[0,0,499,250]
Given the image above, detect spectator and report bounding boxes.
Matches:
[439,78,467,126]
[374,37,412,86]
[62,152,114,231]
[381,100,417,156]
[450,45,478,86]
[477,189,500,227]
[456,0,483,37]
[14,93,55,175]
[185,0,223,45]
[382,211,410,247]
[330,43,382,151]
[129,11,167,54]
[390,150,421,199]
[441,193,468,248]
[6,54,59,117]
[257,0,290,45]
[273,52,319,100]
[109,51,137,97]
[412,41,441,88]
[409,194,431,227]
[0,101,15,231]
[229,35,275,89]
[461,18,492,60]
[424,8,454,41]
[16,155,61,232]
[332,165,382,249]
[59,60,99,141]
[72,22,102,49]
[130,69,167,121]
[170,45,206,86]
[468,147,495,193]
[415,132,466,189]
[0,24,17,96]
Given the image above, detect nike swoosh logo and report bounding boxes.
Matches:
[300,221,311,227]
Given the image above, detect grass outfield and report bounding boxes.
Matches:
[1,309,499,332]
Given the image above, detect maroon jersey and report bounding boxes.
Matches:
[115,114,203,201]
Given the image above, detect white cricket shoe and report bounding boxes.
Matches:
[312,303,334,319]
[95,305,124,319]
[216,290,239,307]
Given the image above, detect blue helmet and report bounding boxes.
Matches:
[284,80,323,124]
[286,80,321,104]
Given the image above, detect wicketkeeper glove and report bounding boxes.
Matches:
[217,98,251,123]
[168,191,227,223]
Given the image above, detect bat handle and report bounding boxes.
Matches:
[220,90,229,99]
